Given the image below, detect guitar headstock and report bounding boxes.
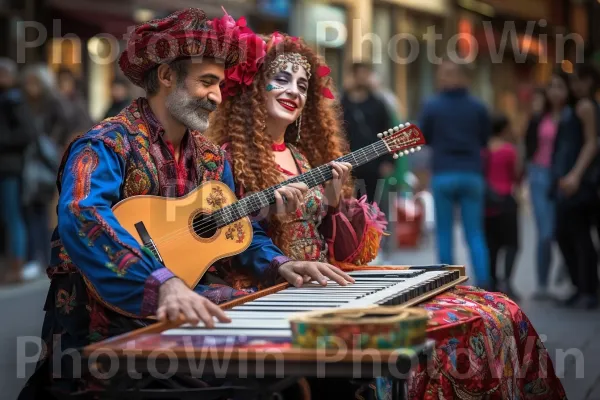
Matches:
[377,123,426,159]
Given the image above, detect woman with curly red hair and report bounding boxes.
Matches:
[208,32,387,273]
[208,32,567,400]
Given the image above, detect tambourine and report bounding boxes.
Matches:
[289,306,429,350]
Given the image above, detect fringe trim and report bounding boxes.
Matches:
[337,195,388,266]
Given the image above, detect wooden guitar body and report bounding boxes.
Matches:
[112,181,253,288]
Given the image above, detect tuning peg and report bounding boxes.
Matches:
[403,150,410,155]
[387,128,394,134]
[393,126,400,132]
[393,153,399,159]
[410,148,415,153]
[405,122,411,127]
[416,146,421,151]
[377,133,383,138]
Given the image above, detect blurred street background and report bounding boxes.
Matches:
[2,0,600,399]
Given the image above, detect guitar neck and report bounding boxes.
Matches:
[213,140,389,228]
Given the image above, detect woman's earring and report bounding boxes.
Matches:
[296,115,302,142]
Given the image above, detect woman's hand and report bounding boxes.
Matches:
[278,260,355,287]
[324,162,352,208]
[558,172,581,197]
[274,182,309,214]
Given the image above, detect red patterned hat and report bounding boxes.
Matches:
[119,8,243,87]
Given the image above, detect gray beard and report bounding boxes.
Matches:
[165,87,211,132]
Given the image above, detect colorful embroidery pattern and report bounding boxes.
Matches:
[202,150,219,171]
[277,145,329,262]
[401,286,567,400]
[69,143,99,216]
[123,167,151,197]
[207,186,227,209]
[78,221,103,246]
[56,286,77,314]
[225,222,246,243]
[103,245,140,277]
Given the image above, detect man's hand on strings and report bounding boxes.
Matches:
[324,161,352,208]
[278,260,355,287]
[157,278,230,328]
[274,182,308,214]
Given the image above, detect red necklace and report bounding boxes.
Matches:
[271,142,287,152]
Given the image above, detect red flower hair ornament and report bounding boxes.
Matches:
[218,25,335,100]
[215,8,266,99]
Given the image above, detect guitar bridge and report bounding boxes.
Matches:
[134,222,164,265]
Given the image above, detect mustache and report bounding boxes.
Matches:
[191,97,217,112]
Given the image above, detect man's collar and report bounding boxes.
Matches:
[139,97,166,143]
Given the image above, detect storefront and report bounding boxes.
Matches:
[292,1,348,89]
[38,0,289,120]
[454,0,564,132]
[373,0,451,120]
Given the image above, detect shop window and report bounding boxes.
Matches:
[372,5,394,91]
[47,37,82,77]
[402,11,443,120]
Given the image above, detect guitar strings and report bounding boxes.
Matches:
[151,141,392,248]
[150,142,391,248]
[149,141,393,247]
[151,143,387,247]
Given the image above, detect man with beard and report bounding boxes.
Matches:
[19,9,350,399]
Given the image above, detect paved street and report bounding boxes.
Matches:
[1,207,599,399]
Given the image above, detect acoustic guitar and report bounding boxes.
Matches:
[112,123,426,288]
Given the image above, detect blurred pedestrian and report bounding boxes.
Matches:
[368,73,412,260]
[531,87,546,115]
[103,77,132,119]
[21,64,66,276]
[524,70,570,299]
[419,59,491,288]
[56,67,94,145]
[341,62,394,203]
[0,58,38,284]
[484,114,521,298]
[551,63,600,309]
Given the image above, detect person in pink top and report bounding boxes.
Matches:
[483,114,521,299]
[524,71,570,299]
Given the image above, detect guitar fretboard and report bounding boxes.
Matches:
[212,140,389,228]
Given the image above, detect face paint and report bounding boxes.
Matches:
[265,62,308,125]
[266,83,284,92]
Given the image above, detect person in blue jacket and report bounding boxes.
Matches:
[418,59,492,289]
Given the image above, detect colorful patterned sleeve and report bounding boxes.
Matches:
[57,136,175,319]
[319,195,388,269]
[221,160,291,286]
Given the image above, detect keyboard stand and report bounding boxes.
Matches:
[81,337,435,400]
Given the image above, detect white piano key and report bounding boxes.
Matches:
[277,288,380,293]
[347,269,425,276]
[343,277,407,282]
[179,319,291,330]
[234,305,326,312]
[292,283,389,288]
[224,311,301,319]
[162,328,292,337]
[250,298,353,304]
[260,294,359,300]
[242,301,347,307]
[279,290,383,295]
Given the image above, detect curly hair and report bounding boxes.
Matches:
[207,34,353,255]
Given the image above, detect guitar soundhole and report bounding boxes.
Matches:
[191,213,217,239]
